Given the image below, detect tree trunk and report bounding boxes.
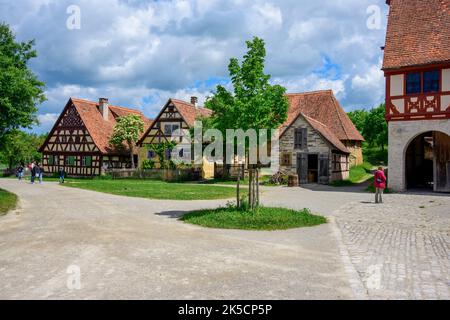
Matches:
[130,143,135,169]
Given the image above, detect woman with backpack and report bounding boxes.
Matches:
[374,167,387,204]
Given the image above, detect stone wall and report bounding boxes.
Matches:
[344,141,364,167]
[388,119,450,191]
[279,116,333,182]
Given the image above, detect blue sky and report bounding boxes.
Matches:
[0,0,388,134]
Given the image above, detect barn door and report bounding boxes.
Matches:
[318,154,330,184]
[297,153,308,184]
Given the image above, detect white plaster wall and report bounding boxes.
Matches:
[390,74,404,96]
[388,119,450,191]
[442,68,450,91]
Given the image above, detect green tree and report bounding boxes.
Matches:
[205,37,289,209]
[110,114,145,169]
[347,109,369,134]
[0,22,46,138]
[0,130,46,171]
[363,104,388,150]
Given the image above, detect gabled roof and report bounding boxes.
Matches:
[41,98,152,154]
[138,98,212,145]
[283,90,364,142]
[382,0,450,70]
[301,113,350,154]
[170,99,213,127]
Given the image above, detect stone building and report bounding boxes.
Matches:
[279,90,364,184]
[39,97,152,176]
[383,0,450,192]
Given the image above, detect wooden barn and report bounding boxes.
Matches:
[39,97,152,176]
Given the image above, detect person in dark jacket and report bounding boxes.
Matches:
[374,167,387,204]
[30,161,37,184]
[37,163,44,184]
[59,167,66,184]
[17,163,24,181]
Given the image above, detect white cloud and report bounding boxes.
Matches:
[1,0,388,131]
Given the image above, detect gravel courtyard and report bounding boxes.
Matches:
[0,179,448,300]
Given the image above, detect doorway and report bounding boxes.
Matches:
[307,154,318,183]
[405,132,434,190]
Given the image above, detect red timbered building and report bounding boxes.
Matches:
[39,97,152,176]
[383,0,450,192]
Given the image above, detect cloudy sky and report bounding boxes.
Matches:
[0,0,388,134]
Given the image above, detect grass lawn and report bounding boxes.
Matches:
[63,179,246,200]
[182,206,327,231]
[331,162,375,187]
[0,188,18,216]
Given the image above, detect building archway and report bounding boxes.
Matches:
[405,131,450,192]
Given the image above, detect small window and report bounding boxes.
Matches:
[65,156,75,166]
[82,156,92,167]
[294,128,307,149]
[164,124,180,136]
[406,73,421,94]
[423,70,440,93]
[281,153,292,166]
[147,150,155,159]
[48,155,57,166]
[165,148,172,160]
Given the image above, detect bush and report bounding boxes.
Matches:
[142,159,155,170]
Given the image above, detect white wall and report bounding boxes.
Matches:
[388,119,450,191]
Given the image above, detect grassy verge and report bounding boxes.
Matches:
[331,162,375,187]
[63,179,246,200]
[0,188,18,216]
[182,206,326,231]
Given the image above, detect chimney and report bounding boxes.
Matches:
[99,98,109,121]
[191,96,198,108]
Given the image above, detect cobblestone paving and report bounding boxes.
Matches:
[334,193,450,300]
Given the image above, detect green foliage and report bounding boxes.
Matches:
[147,142,177,169]
[348,104,388,150]
[0,188,17,215]
[0,130,46,170]
[142,159,155,170]
[331,162,375,187]
[0,23,46,137]
[110,114,145,168]
[182,206,327,231]
[363,144,388,165]
[204,37,289,209]
[205,36,288,135]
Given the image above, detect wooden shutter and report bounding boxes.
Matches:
[297,153,308,184]
[294,129,301,149]
[302,128,308,149]
[319,154,330,184]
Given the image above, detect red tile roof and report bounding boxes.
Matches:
[71,98,152,154]
[170,99,213,127]
[383,0,450,70]
[282,90,364,142]
[301,114,350,154]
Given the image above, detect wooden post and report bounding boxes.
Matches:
[248,167,253,210]
[256,168,260,206]
[237,165,241,208]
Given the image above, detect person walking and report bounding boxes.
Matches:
[37,163,44,184]
[374,167,387,204]
[17,163,24,181]
[59,167,66,184]
[30,161,36,184]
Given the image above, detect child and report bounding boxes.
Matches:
[17,163,24,181]
[59,167,66,184]
[374,167,387,204]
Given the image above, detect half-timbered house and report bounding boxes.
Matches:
[39,97,152,176]
[279,90,364,184]
[137,97,213,177]
[383,0,450,192]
